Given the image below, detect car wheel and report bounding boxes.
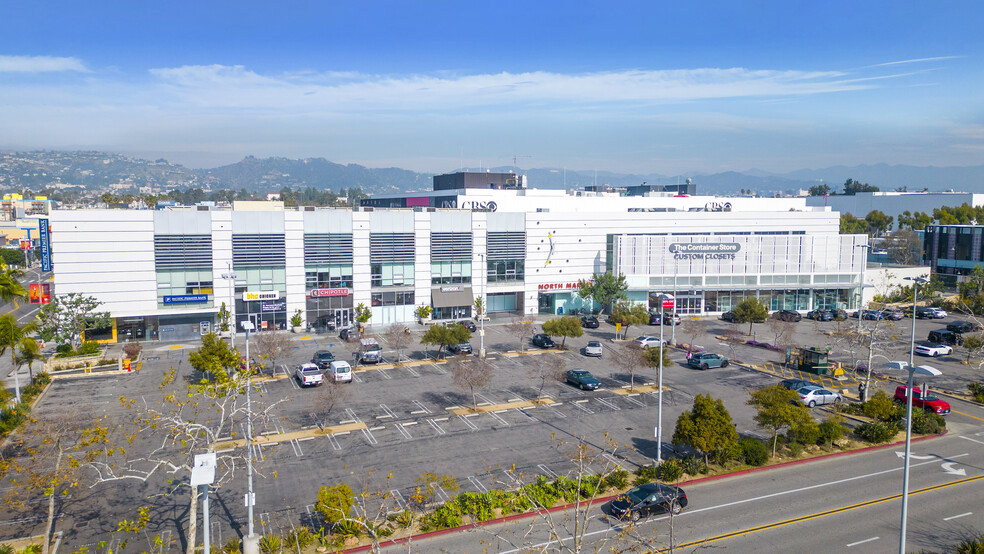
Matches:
[630,510,641,522]
[808,400,816,408]
[580,384,586,390]
[894,398,904,405]
[669,500,683,515]
[721,360,729,368]
[833,397,841,404]
[701,363,709,370]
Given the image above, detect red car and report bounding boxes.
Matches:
[894,385,950,415]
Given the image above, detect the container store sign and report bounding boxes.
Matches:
[310,288,351,298]
[538,282,581,291]
[243,291,280,302]
[669,243,740,260]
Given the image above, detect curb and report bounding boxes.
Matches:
[341,430,948,553]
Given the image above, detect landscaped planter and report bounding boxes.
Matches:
[49,351,115,371]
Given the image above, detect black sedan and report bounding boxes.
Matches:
[311,350,335,369]
[772,309,802,322]
[565,369,601,391]
[610,483,688,521]
[806,309,833,321]
[720,311,737,323]
[580,316,600,329]
[531,333,556,348]
[459,320,478,332]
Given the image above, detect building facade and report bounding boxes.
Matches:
[50,192,866,343]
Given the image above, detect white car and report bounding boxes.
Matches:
[796,385,841,407]
[914,342,953,357]
[295,363,324,387]
[584,341,603,357]
[328,360,353,383]
[634,336,667,348]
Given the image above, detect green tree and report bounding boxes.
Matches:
[187,332,241,382]
[897,210,932,231]
[962,334,984,364]
[640,345,674,393]
[0,249,26,269]
[748,385,810,457]
[473,296,485,320]
[0,314,39,401]
[843,178,879,195]
[730,297,769,335]
[576,272,628,313]
[840,213,868,234]
[671,394,739,466]
[807,184,830,196]
[0,263,28,303]
[35,293,111,350]
[540,316,583,349]
[420,324,471,359]
[864,210,894,236]
[609,302,649,338]
[354,302,372,330]
[315,484,355,526]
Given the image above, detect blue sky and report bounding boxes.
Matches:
[1,1,981,175]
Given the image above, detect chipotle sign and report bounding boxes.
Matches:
[310,288,351,298]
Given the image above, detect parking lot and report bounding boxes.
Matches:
[17,311,984,549]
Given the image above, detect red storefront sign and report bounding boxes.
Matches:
[537,282,581,291]
[310,288,351,298]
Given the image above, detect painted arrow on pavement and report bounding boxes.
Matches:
[941,462,967,476]
[896,452,937,460]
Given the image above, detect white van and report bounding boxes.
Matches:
[328,360,353,383]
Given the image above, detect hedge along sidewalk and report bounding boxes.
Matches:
[341,430,948,554]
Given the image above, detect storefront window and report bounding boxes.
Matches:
[488,259,524,282]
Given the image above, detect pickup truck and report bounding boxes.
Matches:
[295,363,324,387]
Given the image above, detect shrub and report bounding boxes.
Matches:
[954,532,984,554]
[968,382,984,404]
[314,484,355,527]
[603,468,630,490]
[332,520,362,538]
[739,437,769,466]
[855,421,900,443]
[258,533,281,554]
[787,442,804,457]
[655,459,684,482]
[222,537,242,554]
[678,455,705,475]
[426,503,462,530]
[123,341,142,360]
[393,510,415,529]
[522,476,560,508]
[817,416,845,446]
[787,419,820,446]
[78,342,100,355]
[634,465,659,484]
[55,344,71,355]
[911,410,946,435]
[456,492,495,521]
[837,402,865,416]
[553,476,579,503]
[578,475,601,498]
[863,390,900,422]
[33,372,51,387]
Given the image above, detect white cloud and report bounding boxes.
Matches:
[0,55,88,73]
[865,56,960,68]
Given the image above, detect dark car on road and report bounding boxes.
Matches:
[780,378,813,391]
[532,334,556,348]
[720,311,737,323]
[311,350,335,369]
[649,312,681,325]
[610,483,688,521]
[880,309,904,321]
[688,352,729,369]
[772,309,802,322]
[580,315,600,329]
[458,320,478,332]
[806,309,833,322]
[565,369,601,390]
[947,320,982,334]
[928,329,962,346]
[447,342,473,355]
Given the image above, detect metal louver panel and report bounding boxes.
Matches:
[154,235,213,270]
[232,234,286,267]
[304,233,354,265]
[487,231,526,260]
[370,233,414,263]
[430,232,472,262]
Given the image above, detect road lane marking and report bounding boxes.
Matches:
[953,410,984,423]
[944,512,973,521]
[959,435,984,446]
[846,537,879,547]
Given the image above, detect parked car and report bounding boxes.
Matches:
[720,311,737,323]
[649,312,681,325]
[917,307,947,319]
[458,320,478,332]
[947,320,982,334]
[357,338,382,364]
[532,334,556,348]
[327,360,353,383]
[610,483,688,521]
[580,316,600,329]
[312,350,335,369]
[914,341,953,357]
[447,342,473,355]
[294,363,324,387]
[895,385,950,415]
[806,309,833,322]
[688,352,729,369]
[583,340,603,357]
[565,369,601,391]
[928,329,962,346]
[634,336,667,348]
[796,385,841,407]
[831,309,849,320]
[772,309,802,322]
[861,309,885,320]
[880,309,904,321]
[930,307,949,318]
[780,378,813,391]
[339,327,356,341]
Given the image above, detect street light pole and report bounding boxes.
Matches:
[478,253,485,359]
[241,320,258,554]
[222,262,237,349]
[657,300,664,463]
[855,243,870,337]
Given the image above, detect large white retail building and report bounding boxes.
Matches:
[50,178,868,342]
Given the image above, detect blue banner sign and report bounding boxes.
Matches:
[39,218,52,272]
[163,294,209,304]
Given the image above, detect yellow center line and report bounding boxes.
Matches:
[655,473,984,553]
[952,410,984,423]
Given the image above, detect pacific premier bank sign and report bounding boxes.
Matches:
[669,243,741,260]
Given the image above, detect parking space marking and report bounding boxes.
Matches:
[305,504,324,529]
[538,464,558,478]
[288,374,300,389]
[596,397,621,411]
[259,512,270,536]
[326,434,342,450]
[396,423,412,440]
[411,400,432,414]
[405,366,420,377]
[602,452,624,468]
[475,392,498,406]
[943,512,972,521]
[377,368,393,380]
[390,490,408,511]
[486,411,510,426]
[621,394,646,407]
[427,419,447,435]
[379,404,398,419]
[569,400,595,414]
[434,484,451,503]
[431,363,447,375]
[467,475,489,493]
[352,371,364,383]
[518,409,539,422]
[460,415,479,431]
[289,439,303,457]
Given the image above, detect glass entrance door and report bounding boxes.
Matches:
[335,308,350,329]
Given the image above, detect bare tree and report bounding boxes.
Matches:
[612,343,643,392]
[765,317,794,348]
[722,325,745,361]
[313,377,350,429]
[252,331,295,375]
[507,317,536,352]
[382,323,412,364]
[681,318,707,353]
[451,357,494,410]
[530,354,567,401]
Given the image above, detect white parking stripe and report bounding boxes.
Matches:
[427,419,447,435]
[487,411,510,426]
[326,434,342,451]
[944,512,972,521]
[412,400,432,414]
[405,366,420,377]
[846,537,879,547]
[622,395,645,407]
[467,475,489,493]
[596,397,621,411]
[390,490,407,511]
[377,368,392,380]
[538,464,558,478]
[460,415,479,431]
[379,404,398,419]
[569,400,594,414]
[396,423,412,440]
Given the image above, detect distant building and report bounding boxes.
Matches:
[1,194,52,222]
[923,224,984,284]
[432,171,526,192]
[805,191,984,219]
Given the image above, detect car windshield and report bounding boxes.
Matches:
[300,367,319,374]
[587,341,601,347]
[317,352,333,360]
[625,487,649,503]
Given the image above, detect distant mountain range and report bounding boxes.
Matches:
[1,150,982,196]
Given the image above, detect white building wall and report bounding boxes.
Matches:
[284,211,306,326]
[210,210,234,322]
[351,211,371,318]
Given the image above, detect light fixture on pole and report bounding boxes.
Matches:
[656,293,674,463]
[221,262,237,349]
[190,453,216,554]
[855,243,870,336]
[240,320,259,554]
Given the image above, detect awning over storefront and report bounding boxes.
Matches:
[432,286,473,308]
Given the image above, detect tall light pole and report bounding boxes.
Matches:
[886,275,937,554]
[478,253,486,359]
[241,320,258,554]
[671,262,677,347]
[855,243,870,336]
[222,262,237,349]
[656,293,673,463]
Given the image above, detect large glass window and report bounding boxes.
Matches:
[371,262,415,287]
[370,291,415,306]
[431,261,472,285]
[305,265,353,289]
[157,269,215,308]
[487,259,525,282]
